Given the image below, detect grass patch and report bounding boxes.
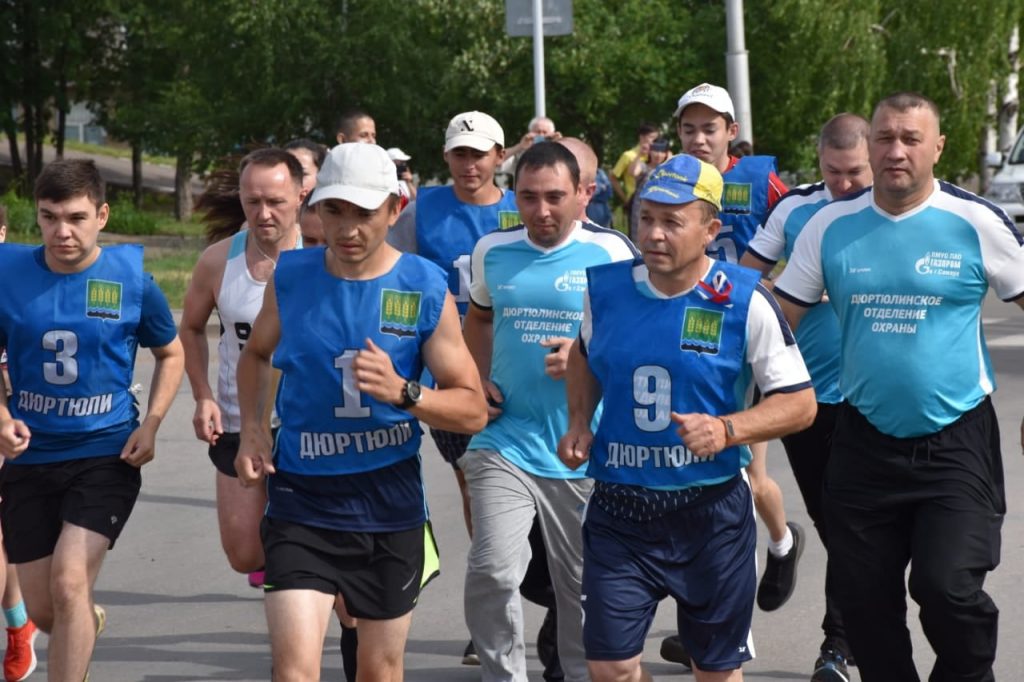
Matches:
[146,249,200,309]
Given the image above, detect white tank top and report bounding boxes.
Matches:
[215,230,268,432]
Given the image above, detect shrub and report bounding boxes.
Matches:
[0,190,36,235]
[105,198,159,235]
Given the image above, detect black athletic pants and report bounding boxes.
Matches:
[824,398,1004,682]
[780,402,848,654]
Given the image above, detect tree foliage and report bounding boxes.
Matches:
[1,0,1021,206]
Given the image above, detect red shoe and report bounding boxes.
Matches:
[4,620,38,682]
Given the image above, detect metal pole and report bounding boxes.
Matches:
[725,0,752,144]
[532,0,546,118]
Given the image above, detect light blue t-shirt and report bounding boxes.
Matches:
[775,181,1024,437]
[747,182,843,403]
[468,221,637,478]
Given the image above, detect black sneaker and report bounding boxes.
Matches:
[658,635,692,668]
[811,648,851,682]
[757,521,805,611]
[462,640,480,666]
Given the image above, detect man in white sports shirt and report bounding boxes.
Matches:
[740,112,872,682]
[179,148,306,590]
[773,92,1024,682]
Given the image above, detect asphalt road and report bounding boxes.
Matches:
[14,295,1024,681]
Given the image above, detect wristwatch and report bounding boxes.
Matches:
[397,380,423,410]
[718,416,736,445]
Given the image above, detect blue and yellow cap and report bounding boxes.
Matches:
[638,154,723,211]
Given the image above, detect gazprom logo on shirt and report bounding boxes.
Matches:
[85,279,122,320]
[554,269,587,292]
[680,307,723,355]
[379,289,421,338]
[498,211,521,230]
[722,182,752,214]
[914,251,962,278]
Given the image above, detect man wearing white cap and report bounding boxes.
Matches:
[388,109,519,666]
[235,143,488,682]
[388,112,518,535]
[387,147,417,204]
[661,82,799,669]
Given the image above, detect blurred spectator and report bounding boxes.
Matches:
[730,140,754,157]
[334,109,376,144]
[499,116,561,185]
[628,137,672,240]
[587,167,614,229]
[284,138,328,194]
[610,123,659,207]
[387,147,417,205]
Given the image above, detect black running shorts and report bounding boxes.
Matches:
[261,516,439,620]
[1,454,142,563]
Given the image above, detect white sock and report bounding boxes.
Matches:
[768,526,793,558]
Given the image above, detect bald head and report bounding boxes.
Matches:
[557,137,598,218]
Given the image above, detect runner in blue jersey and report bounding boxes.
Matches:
[662,82,800,669]
[461,142,637,682]
[774,93,1024,682]
[740,113,871,682]
[559,153,815,682]
[387,110,520,667]
[0,160,184,681]
[234,143,487,682]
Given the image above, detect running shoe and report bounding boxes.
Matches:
[811,647,851,682]
[247,571,265,589]
[93,605,106,638]
[462,640,480,666]
[4,620,37,682]
[658,635,692,668]
[757,521,805,611]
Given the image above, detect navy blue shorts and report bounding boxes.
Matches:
[581,475,756,671]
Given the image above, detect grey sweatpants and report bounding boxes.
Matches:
[461,448,592,682]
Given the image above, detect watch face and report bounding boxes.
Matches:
[407,381,422,402]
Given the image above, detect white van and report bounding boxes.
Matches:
[986,128,1024,226]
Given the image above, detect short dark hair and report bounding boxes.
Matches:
[637,123,659,137]
[336,109,374,137]
[34,159,105,208]
[818,113,870,153]
[514,141,581,189]
[698,200,719,222]
[873,92,941,127]
[284,138,328,169]
[238,148,304,189]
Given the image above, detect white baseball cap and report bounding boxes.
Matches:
[444,111,505,152]
[386,147,411,162]
[673,83,736,119]
[309,143,399,209]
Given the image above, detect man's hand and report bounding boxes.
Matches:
[540,336,574,380]
[235,427,275,486]
[672,412,728,458]
[120,415,162,467]
[192,398,224,445]
[0,418,31,459]
[557,426,593,470]
[483,380,504,421]
[353,338,405,405]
